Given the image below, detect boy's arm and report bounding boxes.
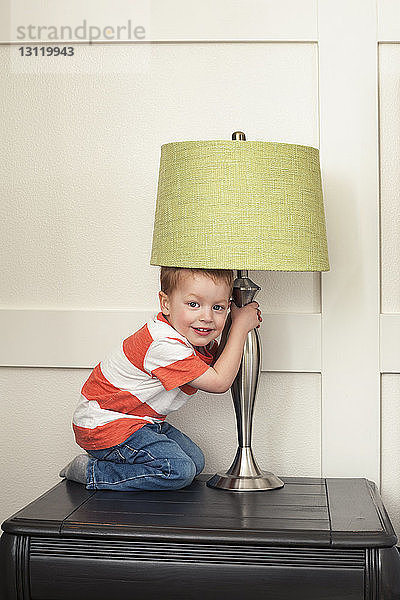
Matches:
[189,302,261,394]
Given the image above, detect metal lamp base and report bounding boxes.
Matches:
[207,447,284,491]
[207,271,284,493]
[207,472,284,491]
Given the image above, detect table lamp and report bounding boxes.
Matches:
[151,132,329,491]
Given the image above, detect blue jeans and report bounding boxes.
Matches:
[86,422,205,491]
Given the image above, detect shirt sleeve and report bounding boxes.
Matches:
[144,337,210,391]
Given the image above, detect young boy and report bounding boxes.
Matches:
[59,267,261,491]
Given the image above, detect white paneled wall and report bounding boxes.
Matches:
[1,42,318,309]
[319,0,380,483]
[379,41,400,539]
[379,43,400,314]
[382,374,400,535]
[0,367,89,525]
[0,36,321,527]
[1,0,400,542]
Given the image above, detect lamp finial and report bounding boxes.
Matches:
[232,131,246,141]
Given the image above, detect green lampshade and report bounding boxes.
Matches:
[150,139,329,271]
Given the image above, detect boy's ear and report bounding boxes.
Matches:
[158,291,170,315]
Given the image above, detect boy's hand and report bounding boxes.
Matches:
[230,301,262,333]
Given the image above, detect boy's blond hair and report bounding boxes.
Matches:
[160,266,234,297]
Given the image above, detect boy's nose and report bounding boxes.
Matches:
[200,307,213,322]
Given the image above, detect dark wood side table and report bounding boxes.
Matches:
[1,475,400,600]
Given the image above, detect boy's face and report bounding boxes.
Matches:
[159,273,231,346]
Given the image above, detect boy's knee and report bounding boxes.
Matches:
[168,457,196,488]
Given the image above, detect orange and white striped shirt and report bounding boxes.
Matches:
[72,312,217,450]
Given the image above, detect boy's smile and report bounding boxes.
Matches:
[159,273,231,347]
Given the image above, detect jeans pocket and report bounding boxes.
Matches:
[96,447,127,463]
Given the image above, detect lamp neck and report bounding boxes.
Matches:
[232,273,261,307]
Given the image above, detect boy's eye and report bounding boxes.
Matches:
[188,301,199,308]
[213,305,225,311]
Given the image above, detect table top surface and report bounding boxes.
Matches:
[2,475,397,548]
